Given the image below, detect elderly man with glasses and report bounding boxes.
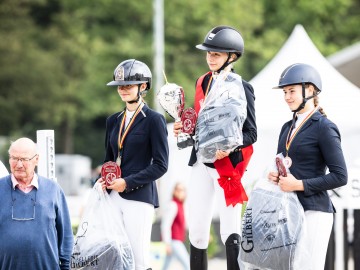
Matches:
[0,137,73,270]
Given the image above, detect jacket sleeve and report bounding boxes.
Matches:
[241,80,257,147]
[302,120,348,196]
[56,187,74,270]
[124,113,169,189]
[104,115,116,163]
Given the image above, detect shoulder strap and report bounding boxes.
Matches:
[194,72,211,114]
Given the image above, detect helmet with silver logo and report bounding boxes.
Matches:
[107,59,152,90]
[196,25,244,58]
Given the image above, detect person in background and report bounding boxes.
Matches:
[0,137,73,270]
[99,59,169,270]
[269,63,348,269]
[174,25,257,270]
[161,182,190,270]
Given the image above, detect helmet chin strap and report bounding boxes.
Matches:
[127,85,142,104]
[214,53,239,74]
[292,82,317,113]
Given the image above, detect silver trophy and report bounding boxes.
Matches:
[157,72,195,149]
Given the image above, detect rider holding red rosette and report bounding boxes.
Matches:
[99,59,169,270]
[173,26,257,270]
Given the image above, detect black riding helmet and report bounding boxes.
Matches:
[273,63,322,112]
[107,59,152,103]
[196,26,244,72]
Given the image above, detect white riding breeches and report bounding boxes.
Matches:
[110,190,155,270]
[187,162,242,249]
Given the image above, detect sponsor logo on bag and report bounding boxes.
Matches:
[241,208,254,253]
[263,221,277,229]
[71,255,99,268]
[260,209,276,214]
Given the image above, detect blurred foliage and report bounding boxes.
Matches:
[183,223,219,258]
[0,0,359,166]
[208,224,220,258]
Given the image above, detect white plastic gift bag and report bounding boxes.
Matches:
[239,156,311,270]
[71,183,134,270]
[195,71,247,163]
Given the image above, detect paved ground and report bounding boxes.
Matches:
[152,258,226,270]
[153,257,356,270]
[163,257,356,270]
[149,241,226,270]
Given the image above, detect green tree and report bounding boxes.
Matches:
[0,0,89,153]
[259,0,360,56]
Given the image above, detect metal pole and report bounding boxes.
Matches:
[153,0,165,113]
[354,210,360,269]
[325,224,335,270]
[36,130,56,181]
[335,200,345,270]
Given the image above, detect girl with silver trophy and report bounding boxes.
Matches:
[173,26,257,270]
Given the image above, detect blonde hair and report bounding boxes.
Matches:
[307,84,326,116]
[313,94,326,116]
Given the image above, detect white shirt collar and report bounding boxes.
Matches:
[11,173,39,190]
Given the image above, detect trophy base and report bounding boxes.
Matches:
[177,133,193,149]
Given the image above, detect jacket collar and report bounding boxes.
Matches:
[117,103,149,118]
[293,110,322,133]
[116,103,149,130]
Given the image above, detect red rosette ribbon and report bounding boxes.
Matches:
[275,157,287,177]
[181,107,197,134]
[101,161,121,187]
[213,145,253,206]
[216,167,247,207]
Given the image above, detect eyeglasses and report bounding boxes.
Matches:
[11,189,36,221]
[9,154,38,164]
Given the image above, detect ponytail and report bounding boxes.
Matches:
[313,95,326,116]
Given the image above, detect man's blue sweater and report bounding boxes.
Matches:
[0,175,73,270]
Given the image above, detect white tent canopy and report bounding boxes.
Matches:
[246,24,360,182]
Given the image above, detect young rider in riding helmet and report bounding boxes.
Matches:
[99,59,169,270]
[268,63,347,269]
[174,26,257,270]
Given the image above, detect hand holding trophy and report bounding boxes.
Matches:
[157,71,197,149]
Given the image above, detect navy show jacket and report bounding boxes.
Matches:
[277,111,347,213]
[104,104,169,208]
